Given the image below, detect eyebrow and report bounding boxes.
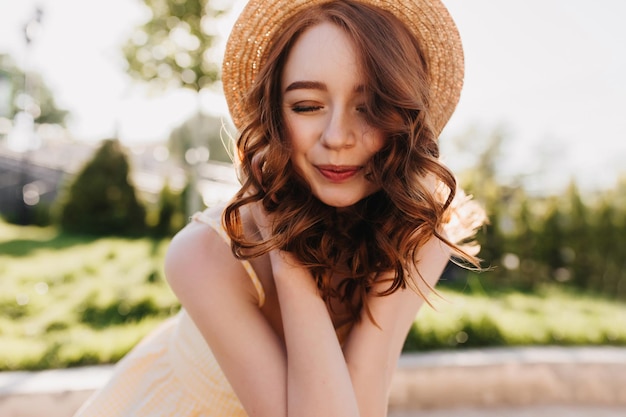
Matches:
[285,80,327,92]
[284,81,366,93]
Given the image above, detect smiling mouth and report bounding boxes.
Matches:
[316,165,361,182]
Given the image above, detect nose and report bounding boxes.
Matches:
[320,107,356,149]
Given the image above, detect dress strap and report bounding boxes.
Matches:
[191,210,266,308]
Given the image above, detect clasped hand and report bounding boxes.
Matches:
[248,201,316,291]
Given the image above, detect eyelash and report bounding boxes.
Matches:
[291,105,367,114]
[291,105,322,113]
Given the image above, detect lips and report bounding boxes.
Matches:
[316,165,361,182]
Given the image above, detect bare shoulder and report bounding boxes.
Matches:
[164,218,260,308]
[413,234,451,285]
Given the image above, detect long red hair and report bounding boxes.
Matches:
[224,0,483,322]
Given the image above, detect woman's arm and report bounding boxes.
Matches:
[342,235,451,417]
[247,202,361,417]
[270,250,361,417]
[165,221,289,417]
[165,219,360,417]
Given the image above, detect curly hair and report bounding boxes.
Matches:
[223,0,484,323]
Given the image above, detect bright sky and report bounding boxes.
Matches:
[1,0,625,194]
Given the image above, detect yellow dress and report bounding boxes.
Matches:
[73,210,265,417]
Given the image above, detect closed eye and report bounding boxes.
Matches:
[291,104,323,113]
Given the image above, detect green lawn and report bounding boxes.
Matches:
[0,221,178,370]
[405,277,626,351]
[2,221,625,371]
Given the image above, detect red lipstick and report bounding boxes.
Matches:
[316,165,361,182]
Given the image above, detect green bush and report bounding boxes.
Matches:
[78,291,171,329]
[404,313,505,351]
[151,182,186,237]
[54,139,146,235]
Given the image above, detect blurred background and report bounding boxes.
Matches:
[0,0,625,372]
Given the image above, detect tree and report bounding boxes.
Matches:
[447,126,512,273]
[122,1,235,216]
[536,199,566,278]
[0,53,68,124]
[122,0,230,93]
[167,112,235,215]
[168,111,234,164]
[562,182,591,288]
[153,181,186,237]
[55,139,146,235]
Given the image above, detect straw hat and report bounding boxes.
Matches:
[222,0,464,136]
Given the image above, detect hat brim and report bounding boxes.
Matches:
[222,0,464,136]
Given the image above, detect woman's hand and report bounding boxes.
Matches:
[243,199,360,416]
[247,201,315,287]
[247,199,273,241]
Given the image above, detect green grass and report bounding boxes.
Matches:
[2,221,626,371]
[405,279,626,351]
[0,221,179,371]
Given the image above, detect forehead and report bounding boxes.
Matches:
[281,22,363,89]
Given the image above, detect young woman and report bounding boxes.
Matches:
[74,1,486,416]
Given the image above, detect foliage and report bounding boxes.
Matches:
[168,111,234,164]
[0,53,68,124]
[122,0,230,92]
[121,0,237,210]
[0,220,177,370]
[404,280,626,352]
[151,181,186,237]
[503,180,626,296]
[167,112,235,217]
[54,139,147,235]
[451,127,626,298]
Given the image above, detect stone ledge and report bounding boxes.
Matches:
[389,346,626,411]
[0,390,92,417]
[1,347,625,417]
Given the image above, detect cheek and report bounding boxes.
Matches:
[287,135,305,157]
[287,123,318,153]
[285,128,309,168]
[283,117,303,152]
[365,129,386,154]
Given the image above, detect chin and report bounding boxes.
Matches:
[314,191,370,208]
[322,199,360,208]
